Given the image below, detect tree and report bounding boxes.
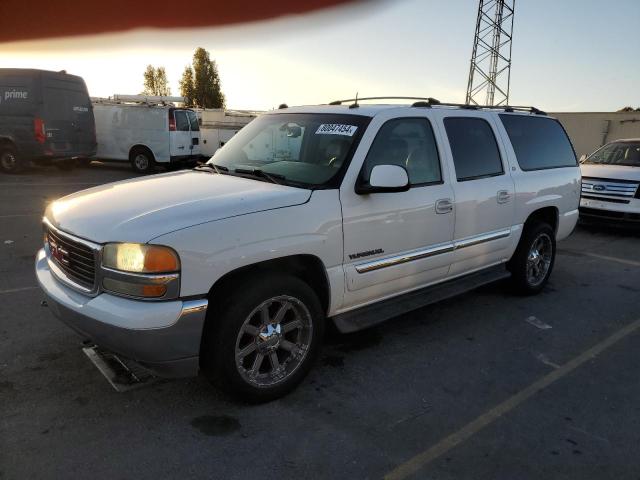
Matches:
[179,66,195,107]
[179,48,225,108]
[142,65,171,96]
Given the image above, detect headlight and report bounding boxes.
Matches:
[101,243,180,299]
[102,243,179,273]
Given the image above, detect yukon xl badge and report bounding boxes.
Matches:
[349,248,384,260]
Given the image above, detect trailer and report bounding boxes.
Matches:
[196,108,258,157]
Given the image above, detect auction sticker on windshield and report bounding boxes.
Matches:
[315,124,358,136]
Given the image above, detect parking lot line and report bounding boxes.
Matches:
[0,286,39,295]
[579,252,640,268]
[384,316,640,480]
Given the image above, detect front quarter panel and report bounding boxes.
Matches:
[151,190,345,313]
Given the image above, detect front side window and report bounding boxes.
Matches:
[444,117,503,181]
[585,141,640,167]
[174,110,190,131]
[361,118,442,186]
[208,113,369,188]
[500,114,576,170]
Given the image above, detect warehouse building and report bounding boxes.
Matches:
[551,111,640,158]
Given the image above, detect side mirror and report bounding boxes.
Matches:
[357,164,410,194]
[579,154,587,163]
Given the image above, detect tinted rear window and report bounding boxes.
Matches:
[444,117,504,181]
[499,115,576,171]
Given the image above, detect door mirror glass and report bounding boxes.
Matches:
[358,164,410,194]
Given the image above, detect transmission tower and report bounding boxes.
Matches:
[465,0,515,106]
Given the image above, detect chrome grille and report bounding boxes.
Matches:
[46,225,97,290]
[581,177,639,203]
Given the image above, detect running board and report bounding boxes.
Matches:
[332,265,511,333]
[82,346,158,392]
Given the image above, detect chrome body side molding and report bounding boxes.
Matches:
[354,228,511,274]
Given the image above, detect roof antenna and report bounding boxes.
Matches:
[349,92,359,109]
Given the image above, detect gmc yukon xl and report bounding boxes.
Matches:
[36,99,580,401]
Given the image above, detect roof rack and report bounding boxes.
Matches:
[327,96,546,115]
[328,96,441,106]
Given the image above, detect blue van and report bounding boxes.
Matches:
[0,69,97,173]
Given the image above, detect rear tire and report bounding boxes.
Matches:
[508,222,556,295]
[130,148,155,174]
[201,273,325,403]
[0,145,23,174]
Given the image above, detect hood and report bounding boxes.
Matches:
[46,170,311,243]
[580,163,640,182]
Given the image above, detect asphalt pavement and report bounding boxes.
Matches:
[1,162,639,479]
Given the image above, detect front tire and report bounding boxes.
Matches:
[201,273,325,402]
[508,222,556,295]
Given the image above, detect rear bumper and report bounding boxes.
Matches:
[23,142,97,161]
[35,249,207,377]
[169,154,200,163]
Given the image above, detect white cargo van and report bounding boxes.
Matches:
[93,95,201,173]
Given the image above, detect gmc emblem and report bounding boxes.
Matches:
[49,240,70,265]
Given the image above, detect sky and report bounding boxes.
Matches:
[1,0,639,112]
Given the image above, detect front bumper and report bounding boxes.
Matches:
[579,198,640,224]
[35,249,208,377]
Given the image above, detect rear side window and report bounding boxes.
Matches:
[174,110,190,131]
[499,115,576,171]
[362,118,442,186]
[444,117,503,181]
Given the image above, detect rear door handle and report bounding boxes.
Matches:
[435,198,453,214]
[497,190,511,204]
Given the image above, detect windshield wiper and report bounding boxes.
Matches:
[234,167,285,185]
[194,163,229,174]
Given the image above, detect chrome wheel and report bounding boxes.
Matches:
[526,233,552,287]
[134,153,149,171]
[235,295,313,388]
[0,151,17,171]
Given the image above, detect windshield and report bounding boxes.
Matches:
[207,113,370,188]
[585,141,640,167]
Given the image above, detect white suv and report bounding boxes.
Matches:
[579,139,640,224]
[36,98,580,401]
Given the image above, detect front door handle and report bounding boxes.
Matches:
[497,190,511,204]
[435,198,453,214]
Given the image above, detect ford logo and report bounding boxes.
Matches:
[593,185,606,191]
